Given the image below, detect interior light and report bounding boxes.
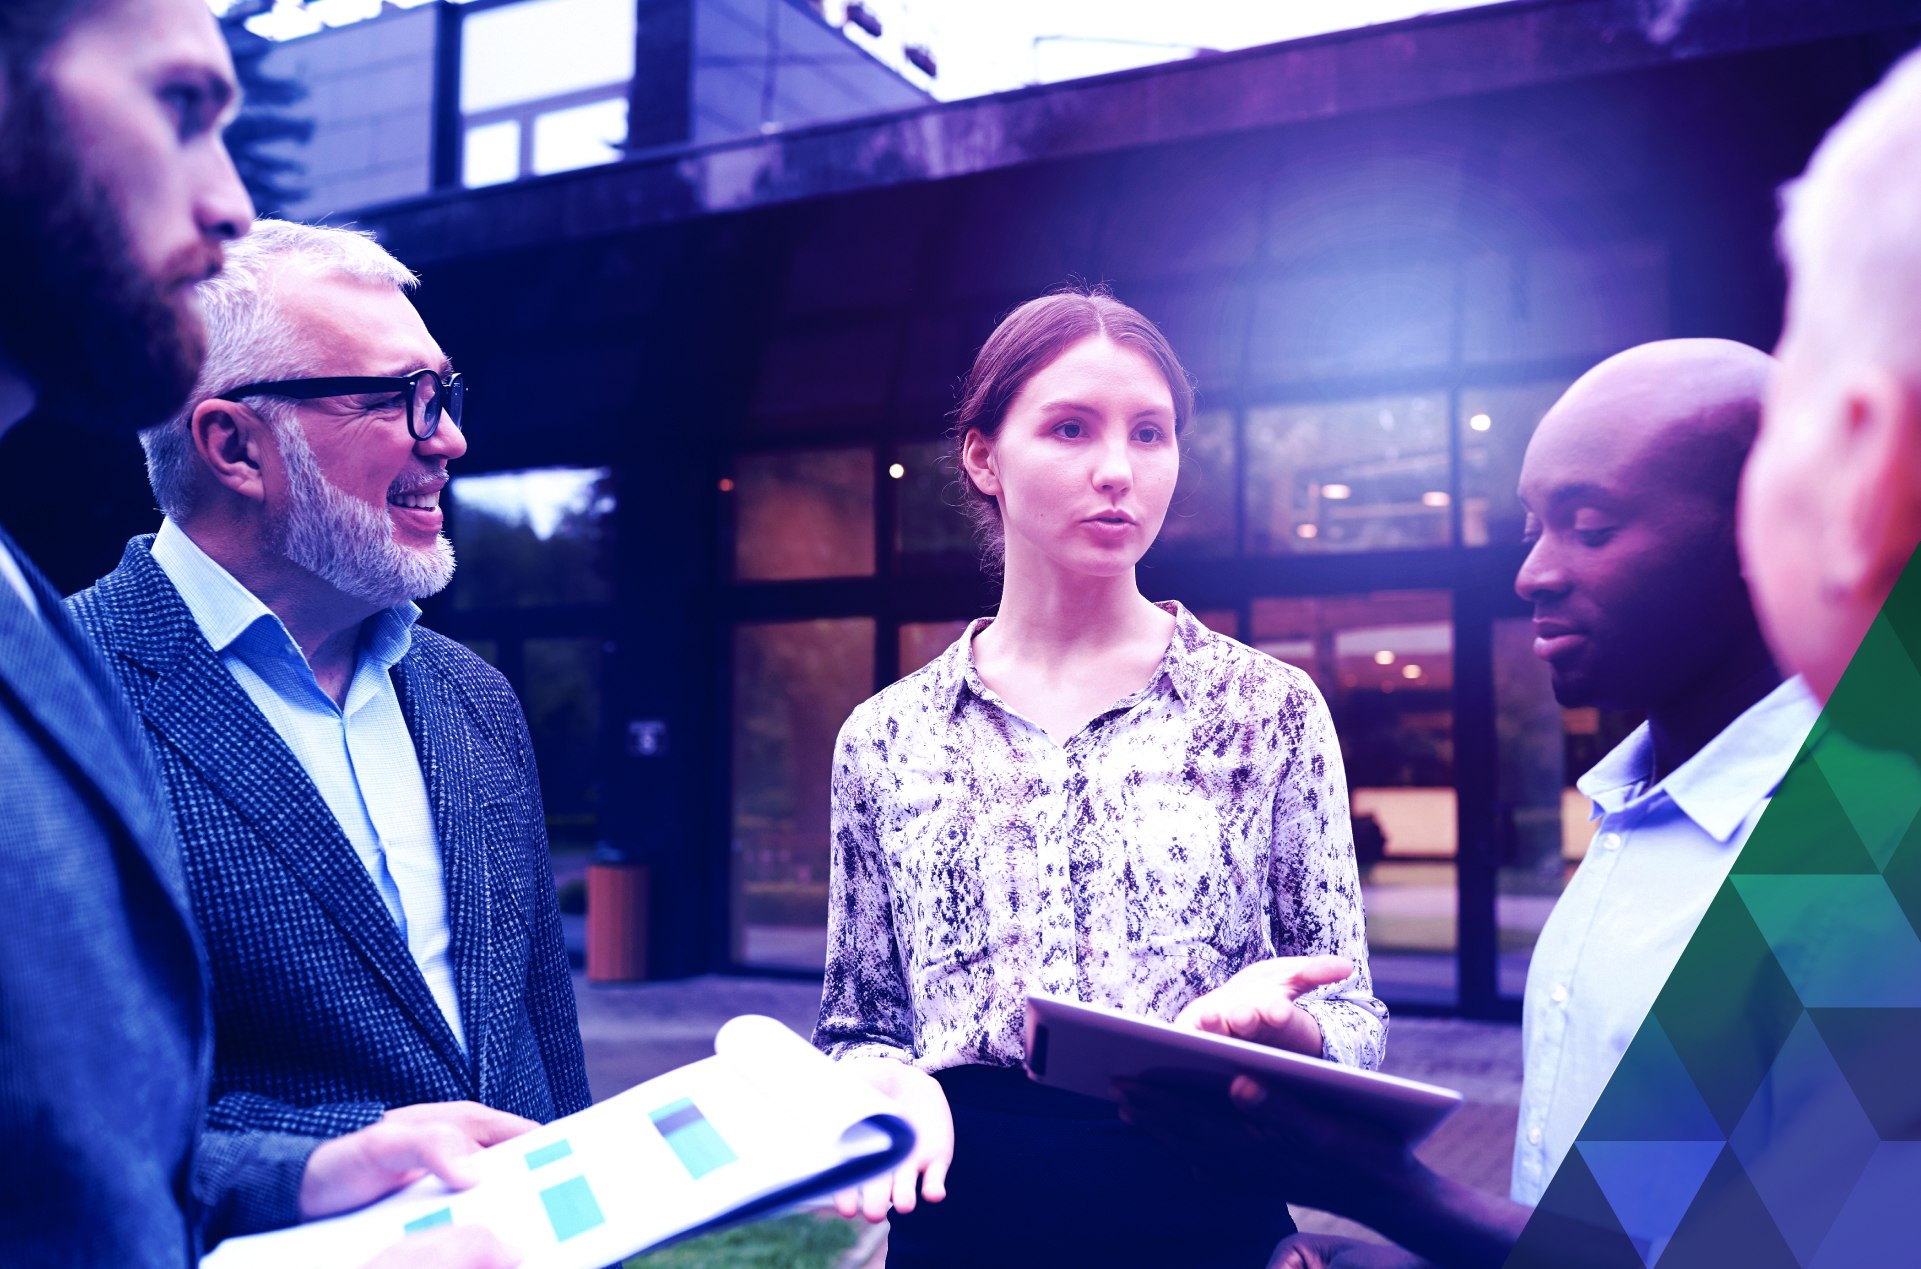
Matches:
[1402,664,1421,679]
[1422,491,1450,507]
[1295,523,1318,539]
[1373,650,1395,665]
[718,478,735,492]
[888,463,905,479]
[1322,484,1352,500]
[1470,413,1493,432]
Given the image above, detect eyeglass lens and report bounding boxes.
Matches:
[411,372,464,439]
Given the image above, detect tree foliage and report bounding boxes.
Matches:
[218,3,315,217]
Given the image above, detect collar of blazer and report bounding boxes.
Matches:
[82,535,489,1087]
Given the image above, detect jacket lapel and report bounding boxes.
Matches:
[393,654,496,1094]
[99,544,475,1090]
[0,532,187,915]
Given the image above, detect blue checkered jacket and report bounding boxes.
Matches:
[67,535,592,1140]
[0,528,313,1267]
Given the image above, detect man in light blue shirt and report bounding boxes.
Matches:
[1115,339,1816,1269]
[69,219,589,1143]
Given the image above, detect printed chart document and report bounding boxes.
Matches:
[202,1016,912,1269]
[1024,993,1464,1145]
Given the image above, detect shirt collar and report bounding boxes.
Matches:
[149,517,420,670]
[1577,674,1821,842]
[942,600,1207,708]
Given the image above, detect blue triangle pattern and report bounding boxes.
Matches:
[1576,1140,1725,1268]
[1806,1143,1921,1268]
[1729,875,1921,1007]
[1728,1013,1883,1265]
[1580,1016,1726,1142]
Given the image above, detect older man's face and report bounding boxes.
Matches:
[265,271,467,567]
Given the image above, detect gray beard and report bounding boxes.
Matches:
[272,421,456,608]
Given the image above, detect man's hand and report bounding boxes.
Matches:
[1269,1233,1437,1269]
[1175,955,1354,1056]
[831,1058,954,1223]
[357,1225,521,1269]
[299,1102,540,1221]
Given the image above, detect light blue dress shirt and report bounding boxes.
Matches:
[149,518,465,1051]
[1511,674,1820,1204]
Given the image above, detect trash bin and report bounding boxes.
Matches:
[586,849,649,983]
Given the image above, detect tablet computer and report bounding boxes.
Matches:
[1023,993,1463,1145]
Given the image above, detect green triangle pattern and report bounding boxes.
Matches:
[1507,550,1921,1268]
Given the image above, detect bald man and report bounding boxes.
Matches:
[1117,339,1820,1269]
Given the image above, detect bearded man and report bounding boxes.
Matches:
[2,1,530,1265]
[65,219,590,1147]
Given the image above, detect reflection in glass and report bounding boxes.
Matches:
[524,637,602,850]
[734,448,875,581]
[900,620,970,678]
[1494,616,1565,998]
[460,0,636,114]
[1253,589,1456,1004]
[1461,380,1576,547]
[1245,394,1451,555]
[732,618,876,968]
[894,440,976,573]
[447,466,614,610]
[1153,410,1235,557]
[532,97,629,175]
[464,120,519,188]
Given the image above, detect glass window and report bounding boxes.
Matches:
[1244,394,1451,555]
[732,618,876,969]
[900,620,970,678]
[894,440,977,573]
[460,0,636,114]
[1494,616,1563,999]
[1151,409,1235,558]
[532,97,629,176]
[1460,380,1575,547]
[446,466,614,610]
[464,120,520,188]
[733,447,875,581]
[524,636,603,851]
[1254,589,1456,1005]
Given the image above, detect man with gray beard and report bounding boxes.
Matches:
[67,219,591,1146]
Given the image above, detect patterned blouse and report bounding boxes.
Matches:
[814,602,1386,1075]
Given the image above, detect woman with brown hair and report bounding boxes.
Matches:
[813,286,1384,1269]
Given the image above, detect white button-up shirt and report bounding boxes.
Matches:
[1511,675,1819,1203]
[150,518,465,1049]
[816,602,1386,1075]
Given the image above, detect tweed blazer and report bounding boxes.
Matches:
[67,535,592,1140]
[0,527,311,1267]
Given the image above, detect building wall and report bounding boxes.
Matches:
[263,6,437,222]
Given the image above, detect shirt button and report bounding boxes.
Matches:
[1528,1127,1543,1145]
[1600,832,1623,851]
[1550,984,1568,1004]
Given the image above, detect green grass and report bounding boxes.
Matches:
[624,1212,862,1269]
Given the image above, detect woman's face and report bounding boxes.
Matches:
[964,334,1179,579]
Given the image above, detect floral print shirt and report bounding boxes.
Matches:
[814,602,1386,1075]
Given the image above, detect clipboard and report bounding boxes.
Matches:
[1023,993,1463,1145]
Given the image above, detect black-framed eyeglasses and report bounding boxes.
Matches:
[218,368,465,441]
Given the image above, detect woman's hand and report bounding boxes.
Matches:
[831,1057,955,1223]
[1174,955,1354,1056]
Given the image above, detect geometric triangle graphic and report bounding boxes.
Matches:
[1804,1008,1921,1140]
[1657,1145,1798,1269]
[1878,815,1921,937]
[1579,1017,1725,1141]
[1727,1014,1882,1265]
[1809,731,1921,872]
[1730,755,1879,876]
[1728,875,1921,1007]
[1819,610,1921,762]
[1575,1140,1723,1268]
[1505,1142,1648,1269]
[1805,1142,1921,1268]
[1650,886,1806,1135]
